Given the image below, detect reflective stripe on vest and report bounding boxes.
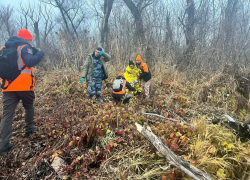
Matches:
[21,70,34,75]
[113,79,126,94]
[1,44,36,92]
[122,79,126,93]
[17,44,28,70]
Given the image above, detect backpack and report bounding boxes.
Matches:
[112,78,123,92]
[0,46,22,89]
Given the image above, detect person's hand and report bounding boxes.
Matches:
[80,77,85,83]
[99,51,103,55]
[137,73,140,77]
[31,47,41,54]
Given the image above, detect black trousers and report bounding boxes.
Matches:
[112,93,131,103]
[0,91,35,150]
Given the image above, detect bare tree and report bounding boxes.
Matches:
[195,0,210,49]
[224,0,239,56]
[18,1,56,48]
[39,4,56,44]
[185,0,195,54]
[18,3,30,29]
[122,0,154,44]
[1,5,16,37]
[40,0,87,40]
[165,11,173,47]
[101,0,114,52]
[177,0,196,70]
[21,2,42,47]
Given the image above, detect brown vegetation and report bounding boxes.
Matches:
[0,0,250,179]
[0,65,249,179]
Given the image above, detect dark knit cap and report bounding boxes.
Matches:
[129,60,134,65]
[96,47,102,51]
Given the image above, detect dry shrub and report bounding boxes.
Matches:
[192,69,250,116]
[1,59,250,180]
[192,119,250,180]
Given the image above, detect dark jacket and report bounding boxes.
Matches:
[5,36,44,67]
[82,52,111,83]
[112,76,135,100]
[137,61,151,82]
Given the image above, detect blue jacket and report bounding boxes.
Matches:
[5,36,44,67]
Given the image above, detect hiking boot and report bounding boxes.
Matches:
[25,126,38,137]
[96,97,103,103]
[0,143,14,155]
[87,94,93,99]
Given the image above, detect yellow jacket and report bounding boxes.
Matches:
[124,65,142,94]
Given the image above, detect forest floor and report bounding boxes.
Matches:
[0,67,250,180]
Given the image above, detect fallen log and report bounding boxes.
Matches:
[135,123,214,180]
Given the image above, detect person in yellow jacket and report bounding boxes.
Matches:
[124,60,142,95]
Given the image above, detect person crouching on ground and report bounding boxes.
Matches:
[112,73,136,103]
[124,60,142,95]
[135,55,151,99]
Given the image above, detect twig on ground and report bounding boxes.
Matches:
[141,112,191,126]
[167,109,185,122]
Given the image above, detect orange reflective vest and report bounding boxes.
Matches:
[139,61,149,73]
[112,79,126,95]
[1,44,36,92]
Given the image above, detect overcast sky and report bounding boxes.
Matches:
[1,0,27,7]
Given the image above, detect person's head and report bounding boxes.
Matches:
[95,47,102,57]
[17,29,33,44]
[136,55,142,64]
[118,73,124,77]
[129,60,134,69]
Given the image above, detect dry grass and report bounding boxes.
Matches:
[191,119,250,180]
[1,59,250,179]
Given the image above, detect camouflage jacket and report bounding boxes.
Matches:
[82,52,111,83]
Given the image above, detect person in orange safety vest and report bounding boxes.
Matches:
[112,73,136,103]
[0,29,44,155]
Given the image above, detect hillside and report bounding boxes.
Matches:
[0,67,249,180]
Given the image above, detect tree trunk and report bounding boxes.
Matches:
[62,8,78,39]
[165,12,173,47]
[55,0,71,36]
[224,0,239,56]
[177,0,195,71]
[34,21,41,48]
[101,0,114,52]
[123,0,146,45]
[185,0,195,54]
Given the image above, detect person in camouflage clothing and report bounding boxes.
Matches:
[124,60,142,95]
[80,47,111,103]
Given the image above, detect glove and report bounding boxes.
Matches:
[31,47,41,54]
[99,51,103,55]
[80,77,85,83]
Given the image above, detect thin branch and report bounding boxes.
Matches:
[141,112,191,126]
